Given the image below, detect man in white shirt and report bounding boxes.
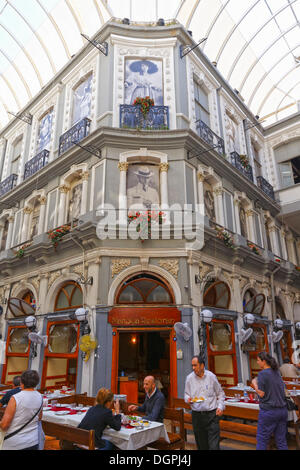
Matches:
[184,355,225,450]
[279,357,300,378]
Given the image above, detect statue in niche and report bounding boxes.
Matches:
[68,184,82,222]
[127,165,159,210]
[204,189,216,222]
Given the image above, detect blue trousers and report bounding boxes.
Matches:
[98,439,115,450]
[256,407,288,450]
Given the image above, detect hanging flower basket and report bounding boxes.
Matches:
[215,227,235,249]
[14,243,32,259]
[239,154,251,170]
[133,96,154,118]
[295,266,300,272]
[247,242,261,256]
[128,210,165,242]
[48,225,71,249]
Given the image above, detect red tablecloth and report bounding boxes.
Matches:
[49,406,87,414]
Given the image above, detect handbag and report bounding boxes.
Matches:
[285,396,298,411]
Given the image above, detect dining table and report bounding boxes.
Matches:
[42,404,170,450]
[225,396,298,423]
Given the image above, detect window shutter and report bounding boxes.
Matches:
[223,192,234,232]
[46,189,58,231]
[12,210,22,247]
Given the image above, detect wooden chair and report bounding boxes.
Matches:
[42,421,95,450]
[148,407,185,450]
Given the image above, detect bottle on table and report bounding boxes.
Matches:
[243,389,249,403]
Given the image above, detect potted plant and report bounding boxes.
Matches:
[215,227,235,249]
[133,96,154,118]
[239,154,250,170]
[14,243,32,259]
[48,225,71,249]
[247,242,261,256]
[128,210,165,242]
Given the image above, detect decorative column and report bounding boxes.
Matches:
[233,198,241,235]
[37,196,47,235]
[5,215,14,250]
[58,185,69,226]
[80,171,89,216]
[296,238,300,264]
[268,224,278,256]
[213,186,224,226]
[21,206,33,242]
[118,162,128,227]
[197,172,205,215]
[280,229,288,260]
[285,232,296,264]
[159,162,170,223]
[0,222,5,250]
[245,208,255,243]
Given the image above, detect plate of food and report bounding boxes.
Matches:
[191,396,205,403]
[55,410,70,415]
[140,420,150,426]
[130,421,143,427]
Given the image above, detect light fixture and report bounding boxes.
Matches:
[274,319,283,330]
[195,274,201,284]
[74,307,91,335]
[77,274,94,286]
[122,18,130,25]
[80,33,108,56]
[157,18,165,26]
[200,309,213,324]
[24,315,37,331]
[131,335,137,344]
[295,322,300,331]
[244,313,255,326]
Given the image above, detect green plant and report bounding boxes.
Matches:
[48,225,71,249]
[247,242,261,256]
[239,154,251,170]
[133,96,154,118]
[128,210,165,242]
[14,243,32,259]
[215,227,235,249]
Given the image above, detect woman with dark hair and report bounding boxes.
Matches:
[0,370,43,450]
[78,388,121,450]
[251,351,288,450]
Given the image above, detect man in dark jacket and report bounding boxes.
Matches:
[128,376,165,422]
[0,376,21,407]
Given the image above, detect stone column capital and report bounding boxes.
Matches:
[118,162,129,172]
[59,185,70,194]
[81,171,89,181]
[159,162,169,173]
[39,196,47,205]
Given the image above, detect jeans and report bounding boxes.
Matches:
[256,407,288,450]
[98,439,115,451]
[19,444,39,450]
[192,409,220,450]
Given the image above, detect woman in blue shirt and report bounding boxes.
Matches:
[251,351,288,450]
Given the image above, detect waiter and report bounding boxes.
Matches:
[184,355,225,450]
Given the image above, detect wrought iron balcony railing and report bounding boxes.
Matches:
[120,105,169,130]
[230,151,254,182]
[256,176,275,201]
[24,149,49,180]
[59,117,91,156]
[196,120,225,156]
[0,174,18,197]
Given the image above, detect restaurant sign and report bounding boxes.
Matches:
[108,307,181,327]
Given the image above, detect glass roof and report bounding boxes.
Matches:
[0,0,299,130]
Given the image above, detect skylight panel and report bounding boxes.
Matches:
[3,65,29,106]
[0,76,19,109]
[11,0,47,30]
[218,29,248,78]
[0,29,19,59]
[202,13,235,63]
[1,4,33,44]
[36,16,69,70]
[69,0,101,37]
[50,2,83,57]
[108,0,131,20]
[284,27,300,50]
[267,51,294,82]
[24,35,54,82]
[13,51,41,95]
[237,1,272,41]
[38,0,62,13]
[275,6,296,31]
[249,21,280,57]
[223,0,257,23]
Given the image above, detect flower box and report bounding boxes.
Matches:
[215,227,235,249]
[48,225,71,249]
[247,242,261,256]
[127,210,165,242]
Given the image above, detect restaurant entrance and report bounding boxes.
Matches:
[1,326,30,385]
[109,272,180,406]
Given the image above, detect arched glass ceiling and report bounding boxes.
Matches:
[0,0,299,131]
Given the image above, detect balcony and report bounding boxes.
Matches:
[24,149,49,180]
[257,176,275,201]
[230,151,254,182]
[0,174,18,197]
[196,120,225,156]
[120,104,169,130]
[59,118,91,156]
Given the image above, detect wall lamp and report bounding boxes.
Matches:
[243,313,255,327]
[24,315,37,332]
[180,38,207,58]
[75,308,91,336]
[274,318,284,330]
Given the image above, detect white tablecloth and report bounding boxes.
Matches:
[225,398,298,423]
[42,410,170,450]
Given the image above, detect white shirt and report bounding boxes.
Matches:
[184,369,225,412]
[2,390,42,450]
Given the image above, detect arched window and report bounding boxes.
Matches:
[54,282,83,311]
[203,280,230,309]
[275,298,286,320]
[116,273,174,304]
[22,290,36,310]
[243,290,265,315]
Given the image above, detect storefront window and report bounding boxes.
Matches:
[8,328,29,354]
[55,282,83,311]
[209,322,232,351]
[117,274,173,304]
[243,291,265,315]
[48,324,78,354]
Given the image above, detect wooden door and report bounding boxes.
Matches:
[1,326,30,385]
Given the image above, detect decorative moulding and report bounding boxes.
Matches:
[111,258,131,278]
[159,259,179,279]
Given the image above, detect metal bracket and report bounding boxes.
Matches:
[81,33,108,56]
[180,38,207,58]
[71,141,102,159]
[8,111,32,125]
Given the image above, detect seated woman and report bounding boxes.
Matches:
[78,388,121,450]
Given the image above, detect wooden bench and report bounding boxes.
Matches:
[171,397,258,446]
[42,420,95,450]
